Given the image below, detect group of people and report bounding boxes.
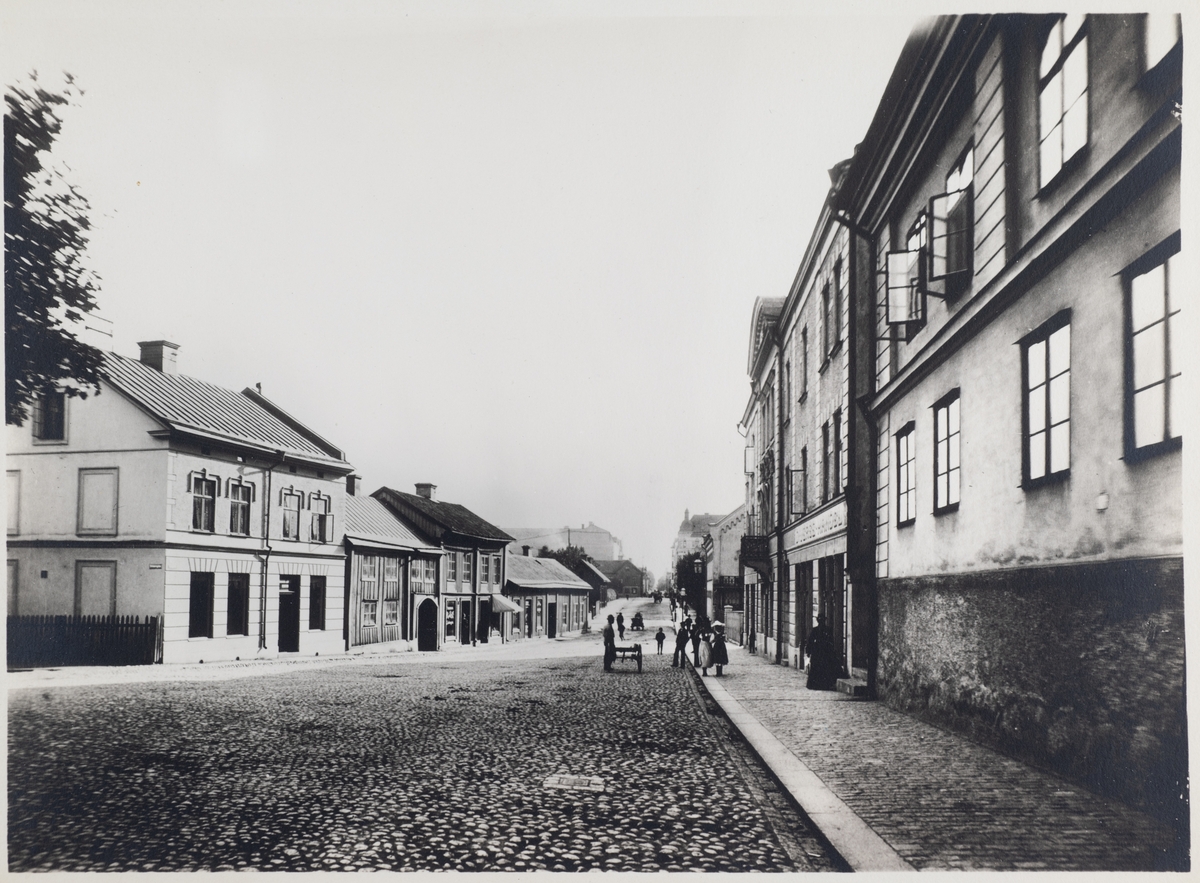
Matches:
[600,609,728,676]
[671,614,728,677]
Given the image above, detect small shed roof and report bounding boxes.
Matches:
[505,554,591,591]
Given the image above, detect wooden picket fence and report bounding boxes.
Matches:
[7,614,163,668]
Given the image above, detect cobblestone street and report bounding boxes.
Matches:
[8,628,837,872]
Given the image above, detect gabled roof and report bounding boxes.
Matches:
[101,352,348,468]
[344,497,437,552]
[591,559,644,584]
[373,487,514,546]
[505,554,590,591]
[678,512,723,536]
[575,559,611,585]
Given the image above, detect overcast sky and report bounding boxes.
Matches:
[4,0,918,575]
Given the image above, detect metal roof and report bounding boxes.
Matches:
[373,487,513,543]
[101,352,348,466]
[344,497,437,552]
[504,554,591,591]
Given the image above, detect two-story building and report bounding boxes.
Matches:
[372,484,513,647]
[832,13,1184,833]
[6,341,352,663]
[343,487,443,652]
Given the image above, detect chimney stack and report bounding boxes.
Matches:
[522,545,531,557]
[415,483,437,501]
[346,474,360,497]
[137,340,180,374]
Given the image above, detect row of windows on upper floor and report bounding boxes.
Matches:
[892,237,1180,526]
[883,14,1180,333]
[748,410,845,535]
[758,261,847,446]
[4,466,337,543]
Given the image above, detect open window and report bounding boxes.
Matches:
[886,248,924,326]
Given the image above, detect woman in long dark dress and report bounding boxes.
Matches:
[710,622,729,676]
[805,618,839,690]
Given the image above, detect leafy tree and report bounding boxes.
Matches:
[675,551,706,614]
[5,73,103,426]
[537,544,593,571]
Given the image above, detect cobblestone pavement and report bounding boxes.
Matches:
[708,646,1181,872]
[8,621,838,872]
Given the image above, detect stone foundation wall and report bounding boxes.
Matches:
[877,557,1186,829]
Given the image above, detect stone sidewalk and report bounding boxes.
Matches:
[694,647,1182,872]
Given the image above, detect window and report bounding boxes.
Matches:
[799,447,809,514]
[309,575,327,630]
[1039,15,1088,188]
[362,599,378,628]
[930,145,974,287]
[281,489,302,539]
[886,215,927,327]
[481,554,490,584]
[462,552,473,584]
[309,493,333,543]
[227,573,251,636]
[800,327,809,400]
[78,468,119,536]
[445,601,456,639]
[1144,14,1181,72]
[1127,239,1181,457]
[821,421,831,503]
[784,361,792,420]
[492,555,501,584]
[832,260,843,350]
[360,555,378,595]
[821,282,832,357]
[448,551,457,582]
[191,473,217,532]
[383,599,399,625]
[189,572,215,638]
[7,471,20,536]
[1023,312,1071,486]
[896,423,916,526]
[832,409,843,499]
[31,391,66,442]
[229,481,253,535]
[933,391,961,513]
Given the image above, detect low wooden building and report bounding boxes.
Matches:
[504,553,591,640]
[343,495,441,652]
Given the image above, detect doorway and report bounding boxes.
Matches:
[547,602,557,639]
[478,598,491,644]
[525,599,533,638]
[279,575,300,652]
[459,600,471,645]
[417,598,438,651]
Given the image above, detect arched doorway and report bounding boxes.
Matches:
[417,598,438,651]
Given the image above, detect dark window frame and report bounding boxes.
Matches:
[1124,233,1182,462]
[310,575,327,630]
[896,421,917,527]
[227,573,251,636]
[31,391,67,442]
[932,389,962,514]
[1020,309,1072,489]
[189,571,215,638]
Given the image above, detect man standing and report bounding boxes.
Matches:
[673,620,691,668]
[602,614,617,672]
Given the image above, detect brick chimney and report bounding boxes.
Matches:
[137,340,180,374]
[415,483,437,501]
[522,545,531,557]
[346,474,360,496]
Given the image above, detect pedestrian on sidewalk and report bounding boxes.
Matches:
[805,616,839,690]
[673,620,691,667]
[655,627,666,654]
[602,615,617,672]
[691,616,706,666]
[616,612,625,640]
[710,621,729,676]
[699,624,714,676]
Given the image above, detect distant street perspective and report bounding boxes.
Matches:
[9,600,837,873]
[5,7,1187,877]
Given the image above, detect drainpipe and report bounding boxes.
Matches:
[256,450,287,651]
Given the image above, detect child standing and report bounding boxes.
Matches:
[655,627,666,654]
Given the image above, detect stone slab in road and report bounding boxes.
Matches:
[8,638,837,872]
